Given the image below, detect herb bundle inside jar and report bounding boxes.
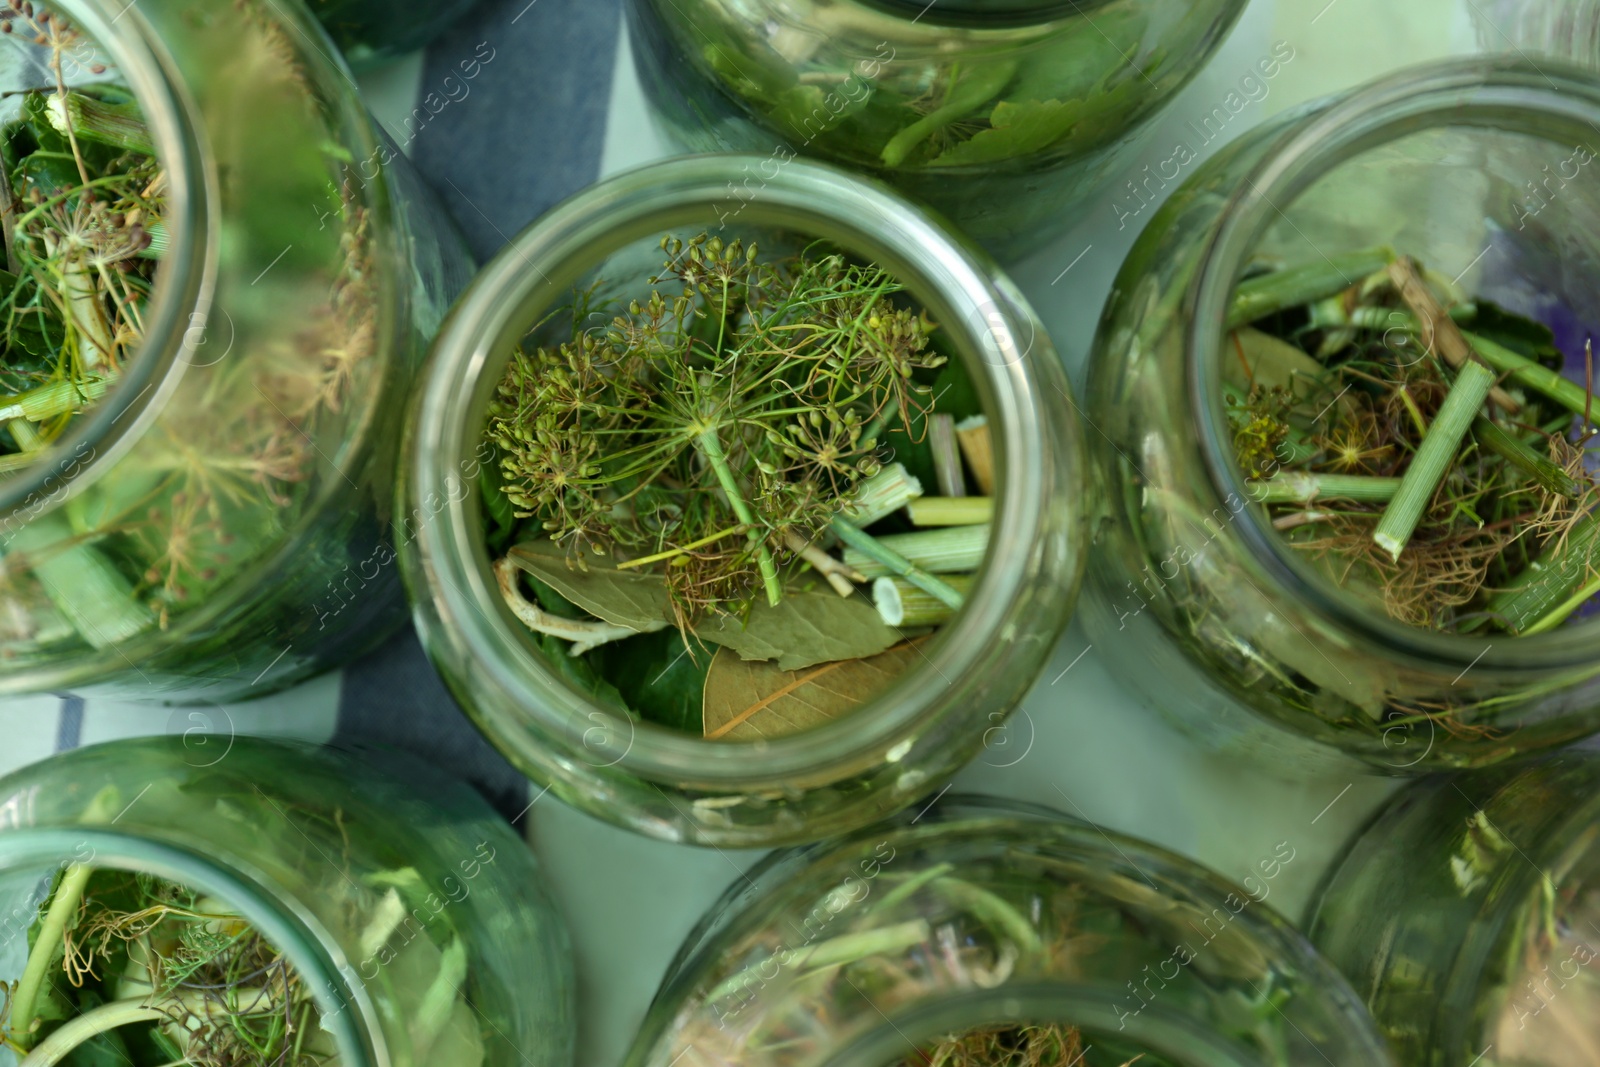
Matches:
[482,232,996,741]
[1225,249,1598,639]
[402,156,1083,846]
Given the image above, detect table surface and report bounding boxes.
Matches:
[0,1,1574,1065]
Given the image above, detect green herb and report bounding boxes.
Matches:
[1226,251,1599,637]
[484,233,995,739]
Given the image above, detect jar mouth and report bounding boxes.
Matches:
[816,984,1259,1067]
[411,154,1053,787]
[0,828,371,1066]
[0,0,210,526]
[1189,57,1600,673]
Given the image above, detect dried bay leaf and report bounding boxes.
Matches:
[697,588,900,671]
[703,642,925,741]
[506,540,898,672]
[506,541,672,630]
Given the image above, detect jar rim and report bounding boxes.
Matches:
[408,153,1058,788]
[848,0,1118,27]
[0,0,211,528]
[816,983,1261,1067]
[0,827,373,1066]
[1187,56,1600,672]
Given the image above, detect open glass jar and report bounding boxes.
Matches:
[623,795,1393,1067]
[0,0,471,701]
[399,155,1085,848]
[0,736,574,1067]
[1309,750,1600,1067]
[626,0,1248,258]
[1080,58,1600,775]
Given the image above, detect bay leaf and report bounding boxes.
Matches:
[703,642,924,741]
[698,588,900,671]
[506,541,671,630]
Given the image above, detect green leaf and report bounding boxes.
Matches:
[880,60,1017,168]
[702,641,922,740]
[930,97,1091,167]
[479,463,517,556]
[532,630,629,713]
[506,541,672,630]
[594,628,714,733]
[1469,300,1562,366]
[697,588,900,671]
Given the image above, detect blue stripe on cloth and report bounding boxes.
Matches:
[334,0,623,823]
[55,697,82,751]
[405,0,626,262]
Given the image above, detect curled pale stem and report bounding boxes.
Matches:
[494,557,662,655]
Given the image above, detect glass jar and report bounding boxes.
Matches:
[626,0,1249,258]
[399,155,1085,848]
[1079,58,1600,775]
[0,0,472,701]
[1470,0,1600,68]
[1309,750,1600,1067]
[623,795,1393,1067]
[0,735,575,1067]
[306,0,483,69]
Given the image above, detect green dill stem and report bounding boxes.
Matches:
[14,999,165,1067]
[45,92,154,155]
[843,523,988,579]
[931,876,1043,957]
[705,919,932,1004]
[831,516,965,610]
[907,496,993,526]
[1489,514,1600,635]
[1473,418,1580,497]
[1373,361,1497,562]
[615,524,748,570]
[9,864,95,1050]
[1464,330,1596,421]
[1226,247,1395,330]
[696,427,782,606]
[1245,473,1404,505]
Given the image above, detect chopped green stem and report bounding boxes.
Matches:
[1226,247,1395,330]
[1245,473,1403,505]
[10,515,154,649]
[1373,361,1497,561]
[1464,330,1596,420]
[907,496,992,526]
[928,412,966,497]
[45,91,154,155]
[0,375,112,423]
[840,462,923,526]
[1489,515,1600,635]
[1473,418,1580,497]
[830,516,965,610]
[874,574,975,627]
[843,523,988,579]
[697,426,782,606]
